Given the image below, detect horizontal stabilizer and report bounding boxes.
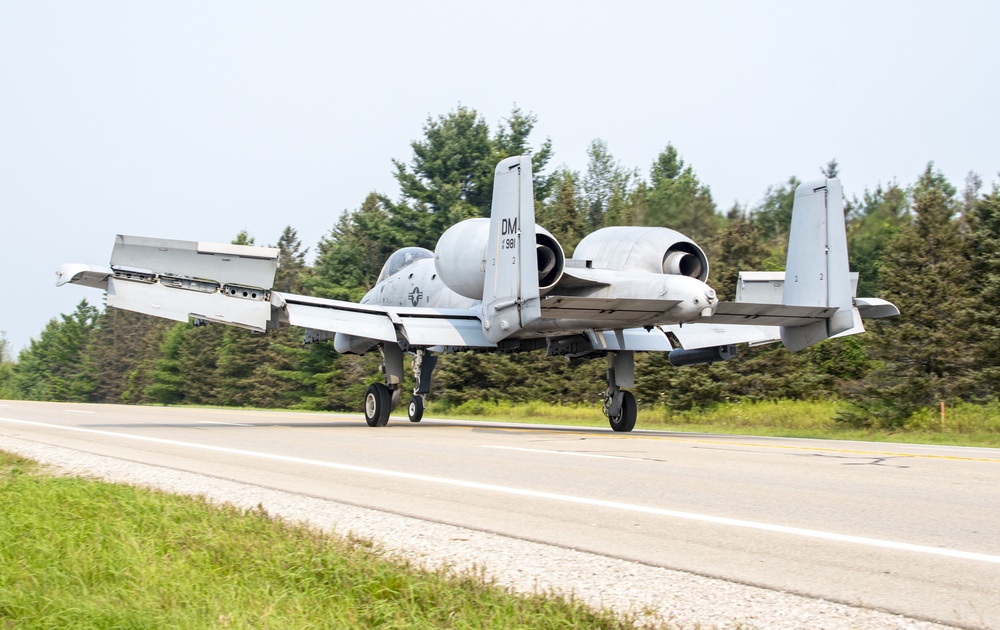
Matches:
[855,297,900,319]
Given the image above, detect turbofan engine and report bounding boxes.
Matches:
[434,218,565,300]
[571,226,709,281]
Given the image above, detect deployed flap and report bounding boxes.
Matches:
[280,293,494,348]
[107,276,274,331]
[112,235,278,289]
[540,295,682,321]
[589,328,674,352]
[705,301,838,327]
[482,155,540,343]
[281,294,398,342]
[397,314,494,348]
[666,323,782,349]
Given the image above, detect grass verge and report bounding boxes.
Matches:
[426,399,1000,448]
[0,451,632,629]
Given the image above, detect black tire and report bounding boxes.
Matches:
[407,396,424,423]
[609,391,637,433]
[364,384,391,427]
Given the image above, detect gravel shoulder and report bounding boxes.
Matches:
[0,435,957,630]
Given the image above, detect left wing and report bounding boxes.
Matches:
[666,271,900,350]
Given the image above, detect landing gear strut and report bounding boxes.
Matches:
[603,351,637,432]
[408,349,436,423]
[364,344,436,427]
[364,343,404,427]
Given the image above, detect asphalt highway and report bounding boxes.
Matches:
[1,400,998,628]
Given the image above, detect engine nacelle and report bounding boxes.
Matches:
[434,218,565,300]
[571,226,709,282]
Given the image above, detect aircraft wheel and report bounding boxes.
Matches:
[407,396,424,423]
[608,391,637,433]
[364,384,391,427]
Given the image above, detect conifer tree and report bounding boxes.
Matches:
[844,165,977,425]
[644,144,720,243]
[13,300,99,401]
[967,181,1000,396]
[536,168,586,251]
[847,183,910,297]
[308,193,401,301]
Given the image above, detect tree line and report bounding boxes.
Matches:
[3,105,999,428]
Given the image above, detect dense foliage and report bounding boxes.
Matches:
[4,106,998,428]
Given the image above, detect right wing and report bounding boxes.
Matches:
[56,234,495,349]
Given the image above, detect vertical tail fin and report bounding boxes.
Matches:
[780,178,855,351]
[481,155,540,343]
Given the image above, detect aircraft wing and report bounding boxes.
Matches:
[539,295,682,321]
[56,234,497,349]
[668,298,899,351]
[698,301,840,328]
[278,293,493,348]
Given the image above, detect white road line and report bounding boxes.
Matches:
[3,416,999,565]
[201,421,253,427]
[484,445,638,460]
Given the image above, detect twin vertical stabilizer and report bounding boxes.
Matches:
[780,179,855,351]
[482,156,540,343]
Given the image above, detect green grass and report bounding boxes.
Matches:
[426,399,1000,447]
[0,452,634,629]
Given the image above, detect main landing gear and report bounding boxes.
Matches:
[363,344,435,427]
[603,351,637,432]
[407,348,436,423]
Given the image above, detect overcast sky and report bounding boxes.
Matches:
[2,1,998,354]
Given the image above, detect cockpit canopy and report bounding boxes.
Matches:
[376,247,434,284]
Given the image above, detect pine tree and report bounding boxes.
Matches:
[847,183,910,297]
[13,300,99,401]
[273,226,308,293]
[644,144,720,243]
[582,139,640,229]
[536,168,586,251]
[707,214,769,302]
[492,106,554,202]
[307,193,402,301]
[86,309,172,403]
[967,180,1000,396]
[843,165,977,426]
[752,176,800,245]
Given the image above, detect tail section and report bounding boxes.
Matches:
[481,156,541,343]
[780,178,855,351]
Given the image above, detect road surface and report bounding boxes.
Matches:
[1,401,997,628]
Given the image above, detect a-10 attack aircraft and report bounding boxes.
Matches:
[58,155,898,432]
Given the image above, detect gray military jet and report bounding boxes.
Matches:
[57,155,898,431]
